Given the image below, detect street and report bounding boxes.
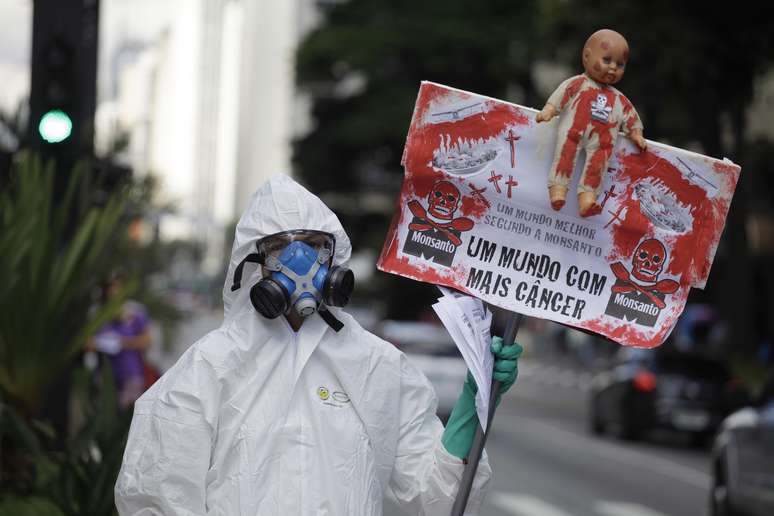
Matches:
[3,3,771,515]
[386,357,710,516]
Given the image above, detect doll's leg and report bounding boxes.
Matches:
[548,127,583,210]
[577,136,613,217]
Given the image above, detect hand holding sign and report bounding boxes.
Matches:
[432,287,493,430]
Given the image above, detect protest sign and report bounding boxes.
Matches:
[377,82,740,348]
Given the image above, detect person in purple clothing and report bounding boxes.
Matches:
[87,276,152,409]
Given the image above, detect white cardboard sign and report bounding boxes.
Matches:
[378,82,740,348]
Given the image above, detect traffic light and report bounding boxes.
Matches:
[38,109,73,144]
[28,0,99,175]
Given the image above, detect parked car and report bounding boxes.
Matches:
[378,320,467,421]
[710,373,774,516]
[589,346,749,444]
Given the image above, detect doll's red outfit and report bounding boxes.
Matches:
[546,74,643,197]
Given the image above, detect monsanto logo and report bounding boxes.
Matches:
[604,238,679,327]
[401,180,474,267]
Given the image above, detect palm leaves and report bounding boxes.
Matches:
[0,152,129,414]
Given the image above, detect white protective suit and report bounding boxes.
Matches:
[115,174,492,516]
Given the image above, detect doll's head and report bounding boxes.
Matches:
[582,29,629,85]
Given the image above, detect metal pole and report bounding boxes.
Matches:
[450,312,524,516]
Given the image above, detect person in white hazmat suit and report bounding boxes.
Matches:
[115,174,522,515]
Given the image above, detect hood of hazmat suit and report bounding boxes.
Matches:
[115,174,491,516]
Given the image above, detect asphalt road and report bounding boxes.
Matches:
[385,357,711,516]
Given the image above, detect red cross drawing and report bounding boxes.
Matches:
[468,182,490,207]
[488,170,503,193]
[506,175,518,198]
[604,205,626,229]
[505,130,521,168]
[600,184,618,208]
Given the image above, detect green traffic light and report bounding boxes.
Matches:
[38,109,73,143]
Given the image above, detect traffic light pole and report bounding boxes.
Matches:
[29,0,99,181]
[27,0,100,441]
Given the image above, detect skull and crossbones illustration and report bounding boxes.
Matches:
[631,238,666,283]
[407,180,474,246]
[590,93,613,122]
[609,238,679,309]
[426,180,461,220]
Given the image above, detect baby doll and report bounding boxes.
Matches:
[536,29,647,217]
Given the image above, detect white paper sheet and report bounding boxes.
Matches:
[433,286,493,431]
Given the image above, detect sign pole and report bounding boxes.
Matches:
[450,312,524,516]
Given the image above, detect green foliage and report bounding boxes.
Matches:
[0,496,65,516]
[1,364,130,516]
[0,152,130,414]
[295,0,542,196]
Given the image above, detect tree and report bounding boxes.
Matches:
[295,0,544,317]
[296,0,542,193]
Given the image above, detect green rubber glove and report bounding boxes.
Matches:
[441,336,523,459]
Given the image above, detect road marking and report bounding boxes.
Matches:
[595,501,667,516]
[489,492,573,516]
[546,376,562,386]
[578,373,593,391]
[518,418,710,490]
[520,361,595,391]
[488,493,669,516]
[560,370,577,388]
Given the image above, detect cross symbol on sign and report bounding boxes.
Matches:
[505,129,521,168]
[604,205,627,229]
[506,175,518,198]
[600,184,618,208]
[468,182,490,207]
[488,170,503,193]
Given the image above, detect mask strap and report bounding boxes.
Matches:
[318,306,344,332]
[231,253,263,292]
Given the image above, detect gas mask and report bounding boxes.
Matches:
[230,230,354,328]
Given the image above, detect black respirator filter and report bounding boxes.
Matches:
[323,266,354,307]
[249,278,289,319]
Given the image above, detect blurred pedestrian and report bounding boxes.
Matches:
[87,274,153,409]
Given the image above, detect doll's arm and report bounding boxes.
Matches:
[536,103,558,123]
[629,128,647,151]
[618,94,646,150]
[536,75,583,123]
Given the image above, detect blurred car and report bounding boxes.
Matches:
[709,373,774,516]
[589,346,749,444]
[378,320,467,421]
